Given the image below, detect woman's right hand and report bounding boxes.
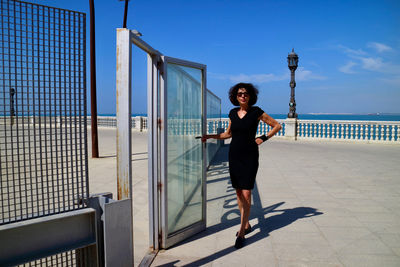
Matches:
[201,135,208,143]
[255,137,263,145]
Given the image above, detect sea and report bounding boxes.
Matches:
[99,113,400,122]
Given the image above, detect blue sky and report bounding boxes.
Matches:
[32,0,399,114]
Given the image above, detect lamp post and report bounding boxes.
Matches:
[287,48,298,118]
[120,0,130,28]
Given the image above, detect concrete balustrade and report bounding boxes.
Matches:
[92,116,400,144]
[296,120,400,143]
[5,116,398,143]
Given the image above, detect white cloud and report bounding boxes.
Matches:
[210,68,325,84]
[339,61,357,74]
[367,42,393,53]
[350,56,400,74]
[358,56,384,71]
[336,42,399,74]
[337,44,366,56]
[296,67,327,81]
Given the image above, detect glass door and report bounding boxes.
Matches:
[159,56,207,248]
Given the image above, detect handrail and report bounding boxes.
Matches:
[87,116,400,143]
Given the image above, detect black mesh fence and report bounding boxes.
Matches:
[0,0,88,230]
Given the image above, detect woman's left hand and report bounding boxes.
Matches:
[255,138,263,145]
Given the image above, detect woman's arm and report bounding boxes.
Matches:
[255,113,282,145]
[201,120,232,142]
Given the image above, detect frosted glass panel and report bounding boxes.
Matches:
[206,90,221,166]
[166,63,203,234]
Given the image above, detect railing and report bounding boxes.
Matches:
[297,120,400,143]
[257,119,286,137]
[92,116,147,131]
[214,118,287,137]
[91,116,400,143]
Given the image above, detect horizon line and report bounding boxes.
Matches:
[94,112,400,116]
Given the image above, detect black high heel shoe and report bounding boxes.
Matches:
[234,236,246,249]
[235,224,252,237]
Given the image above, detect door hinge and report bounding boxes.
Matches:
[158,233,162,244]
[157,182,162,192]
[157,59,163,75]
[157,118,162,130]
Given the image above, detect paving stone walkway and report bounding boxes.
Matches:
[88,129,400,267]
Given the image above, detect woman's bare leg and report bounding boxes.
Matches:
[236,189,243,216]
[236,189,252,237]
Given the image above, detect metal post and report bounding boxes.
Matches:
[288,69,297,118]
[116,28,132,201]
[89,0,99,158]
[147,54,160,252]
[115,28,134,265]
[123,0,129,28]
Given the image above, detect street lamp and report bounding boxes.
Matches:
[287,48,299,118]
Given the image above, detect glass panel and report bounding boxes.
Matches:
[166,63,203,234]
[206,90,221,166]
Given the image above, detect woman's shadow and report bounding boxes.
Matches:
[160,198,322,267]
[245,203,323,246]
[164,188,321,263]
[156,146,323,267]
[217,182,323,250]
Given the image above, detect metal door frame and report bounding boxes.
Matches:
[159,56,207,248]
[116,29,207,252]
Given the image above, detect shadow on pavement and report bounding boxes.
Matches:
[98,151,148,159]
[156,145,323,266]
[154,260,180,267]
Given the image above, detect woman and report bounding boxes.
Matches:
[202,83,282,249]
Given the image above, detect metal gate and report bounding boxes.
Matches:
[0,0,94,265]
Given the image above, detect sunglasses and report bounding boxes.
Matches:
[237,92,249,97]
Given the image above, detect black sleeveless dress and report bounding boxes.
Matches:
[228,106,264,190]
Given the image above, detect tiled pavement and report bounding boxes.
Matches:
[88,128,400,267]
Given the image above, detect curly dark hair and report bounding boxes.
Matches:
[229,83,259,106]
